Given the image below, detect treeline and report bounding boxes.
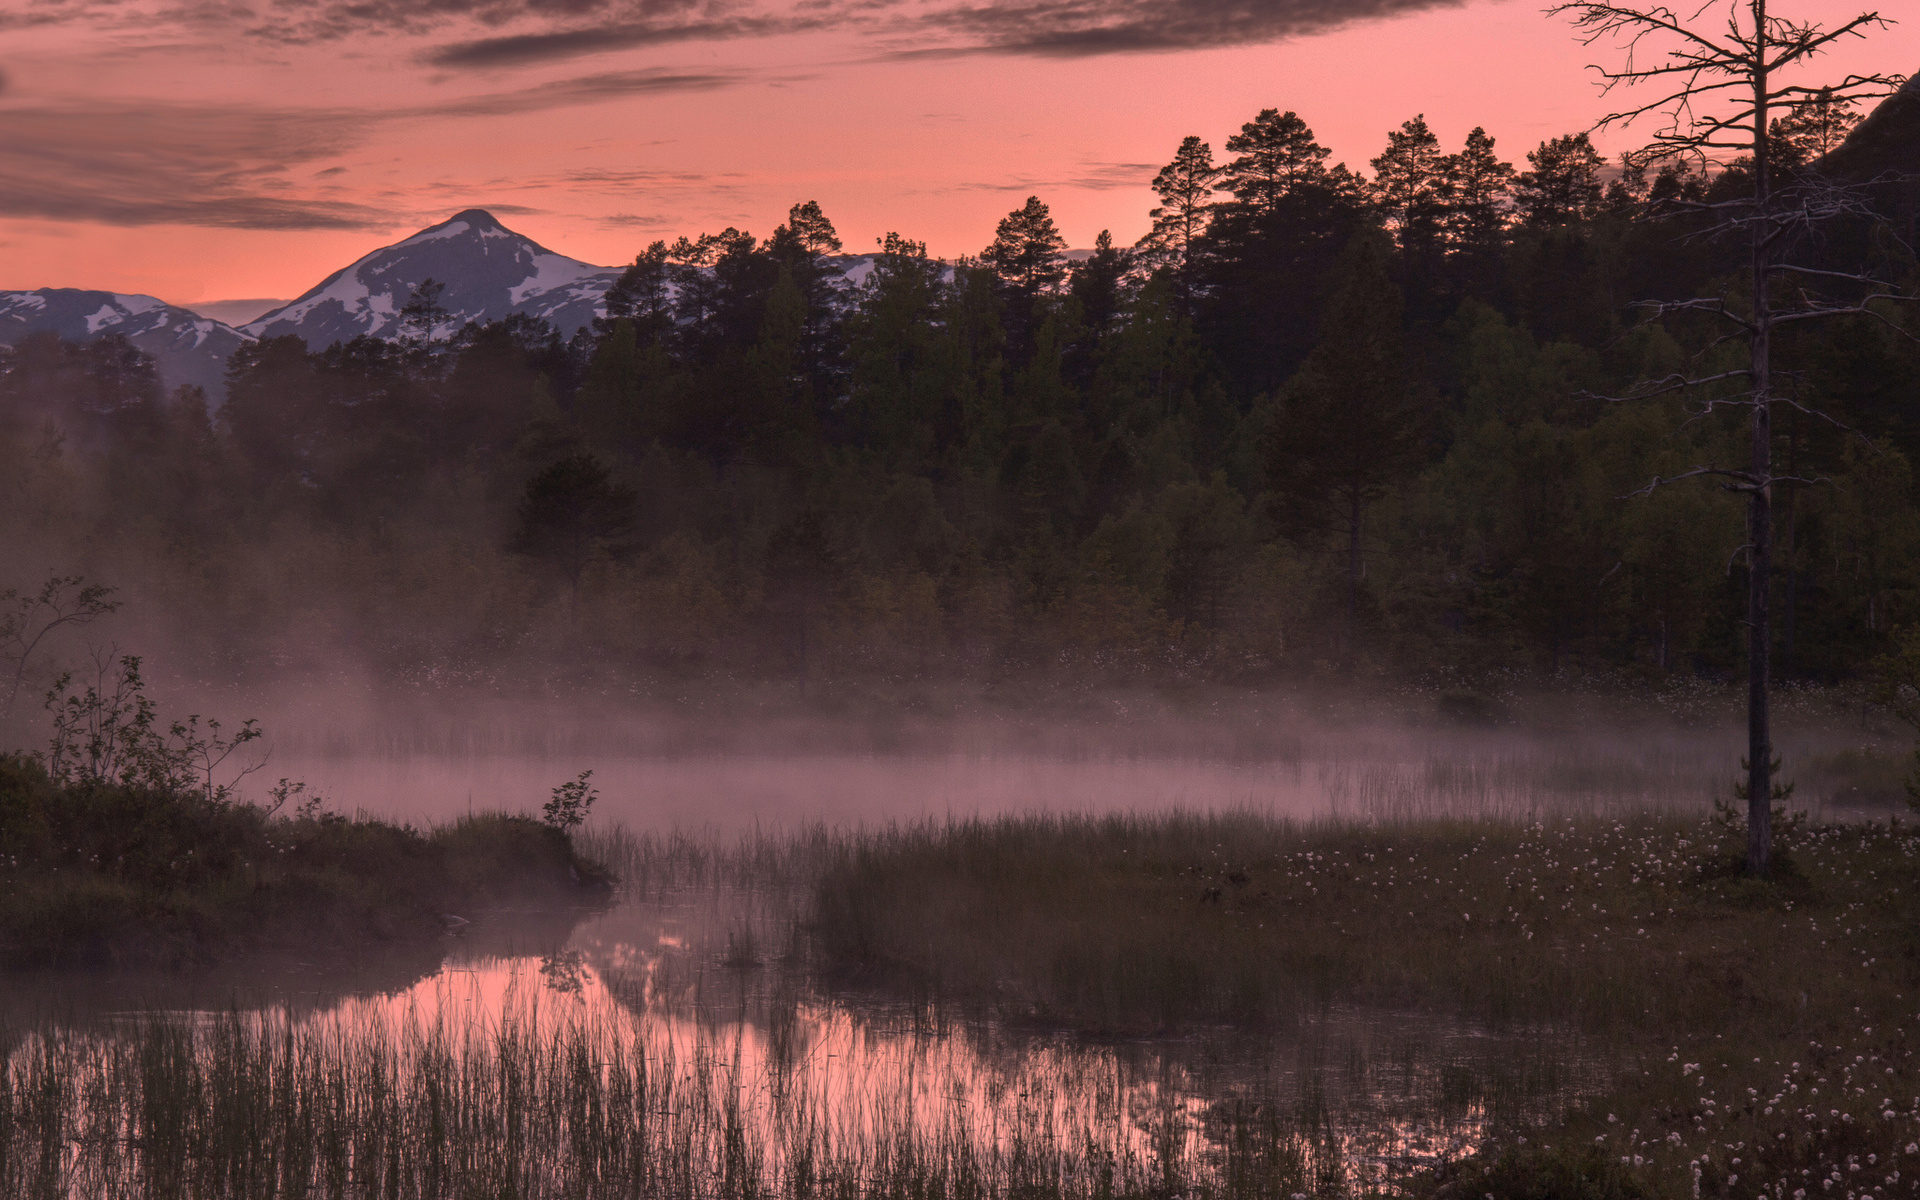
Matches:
[3,99,1917,688]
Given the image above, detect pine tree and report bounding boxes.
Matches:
[1200,108,1366,397]
[765,200,849,412]
[1772,87,1862,165]
[1370,115,1447,254]
[1136,136,1218,306]
[1438,127,1516,255]
[772,199,843,257]
[1220,110,1333,213]
[982,196,1068,359]
[983,196,1068,299]
[1515,133,1606,225]
[400,278,450,343]
[601,242,673,342]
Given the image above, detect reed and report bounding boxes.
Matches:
[0,984,1349,1200]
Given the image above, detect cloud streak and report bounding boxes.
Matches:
[6,0,1478,66]
[411,68,742,114]
[424,0,1473,67]
[0,67,748,230]
[426,18,813,67]
[0,103,388,229]
[942,160,1159,193]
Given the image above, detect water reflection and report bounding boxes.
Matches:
[1,889,1601,1196]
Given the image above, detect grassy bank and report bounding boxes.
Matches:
[809,810,1920,1199]
[0,753,613,968]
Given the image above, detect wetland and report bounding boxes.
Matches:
[3,687,1917,1198]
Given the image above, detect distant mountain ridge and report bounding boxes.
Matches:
[0,209,895,404]
[0,290,250,400]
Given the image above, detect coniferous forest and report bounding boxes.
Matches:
[5,101,1919,693]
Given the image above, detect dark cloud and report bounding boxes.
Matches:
[0,67,10,95]
[411,67,740,114]
[0,65,747,230]
[0,102,392,229]
[597,212,681,228]
[425,18,804,67]
[415,0,1470,69]
[882,0,1471,59]
[8,0,1472,65]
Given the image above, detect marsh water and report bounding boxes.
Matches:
[4,879,1596,1196]
[1,697,1903,1195]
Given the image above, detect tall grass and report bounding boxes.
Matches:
[12,802,1920,1199]
[0,976,1365,1200]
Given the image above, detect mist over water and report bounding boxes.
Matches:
[241,685,1895,828]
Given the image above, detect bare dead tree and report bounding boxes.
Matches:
[1550,0,1909,873]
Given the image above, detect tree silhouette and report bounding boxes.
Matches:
[1438,127,1517,295]
[1221,109,1336,213]
[1773,87,1863,164]
[1552,0,1905,874]
[982,195,1068,356]
[983,196,1068,300]
[1371,115,1447,255]
[1136,136,1219,310]
[1514,133,1607,226]
[400,278,450,343]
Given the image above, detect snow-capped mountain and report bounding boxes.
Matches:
[243,210,621,348]
[0,289,250,400]
[1,210,899,406]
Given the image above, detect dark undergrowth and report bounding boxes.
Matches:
[0,753,614,968]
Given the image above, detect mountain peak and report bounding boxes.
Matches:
[439,209,518,235]
[242,209,618,348]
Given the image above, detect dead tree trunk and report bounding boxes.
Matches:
[1746,25,1775,875]
[1552,0,1902,874]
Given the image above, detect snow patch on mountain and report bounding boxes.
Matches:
[0,289,252,403]
[244,209,621,351]
[510,253,604,305]
[399,219,472,246]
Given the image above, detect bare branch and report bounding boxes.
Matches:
[1766,263,1891,285]
[1619,465,1759,500]
[1631,297,1756,329]
[1771,303,1920,343]
[1578,369,1754,404]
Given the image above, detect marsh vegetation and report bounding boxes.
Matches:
[10,793,1903,1197]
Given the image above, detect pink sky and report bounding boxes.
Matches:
[0,0,1911,309]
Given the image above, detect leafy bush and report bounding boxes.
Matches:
[0,753,611,967]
